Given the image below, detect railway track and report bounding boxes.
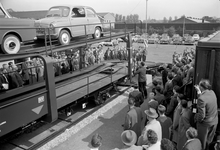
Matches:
[0,85,130,150]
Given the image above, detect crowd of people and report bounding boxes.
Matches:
[90,47,219,150]
[0,39,148,92]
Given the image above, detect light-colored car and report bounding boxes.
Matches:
[192,34,200,41]
[0,2,36,54]
[35,5,103,45]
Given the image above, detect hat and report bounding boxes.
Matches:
[145,108,158,119]
[158,104,166,112]
[121,130,137,146]
[91,133,102,148]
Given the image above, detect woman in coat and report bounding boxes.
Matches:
[177,100,192,150]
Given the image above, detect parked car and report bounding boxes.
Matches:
[173,36,183,45]
[192,34,200,41]
[183,36,195,45]
[160,34,170,44]
[148,33,159,44]
[35,5,103,45]
[0,2,36,54]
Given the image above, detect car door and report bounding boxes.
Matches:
[86,8,99,34]
[70,7,88,37]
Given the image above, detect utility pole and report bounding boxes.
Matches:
[183,15,185,36]
[146,0,148,34]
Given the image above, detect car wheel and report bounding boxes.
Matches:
[1,34,21,54]
[93,27,101,39]
[58,30,70,45]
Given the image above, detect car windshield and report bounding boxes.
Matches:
[46,7,70,17]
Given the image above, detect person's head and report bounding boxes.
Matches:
[167,73,173,81]
[152,80,158,87]
[2,64,8,69]
[161,138,174,150]
[199,79,212,92]
[173,85,180,95]
[181,99,188,109]
[145,108,158,121]
[158,105,166,115]
[155,86,162,94]
[91,133,102,148]
[186,127,198,140]
[171,67,178,76]
[141,61,145,67]
[121,130,137,146]
[133,84,138,90]
[128,97,135,107]
[147,129,158,145]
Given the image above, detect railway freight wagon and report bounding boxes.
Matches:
[0,53,129,138]
[193,31,220,134]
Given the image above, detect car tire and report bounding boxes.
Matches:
[58,30,71,45]
[93,27,101,39]
[1,34,21,54]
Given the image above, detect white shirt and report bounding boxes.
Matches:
[147,141,161,150]
[137,119,162,145]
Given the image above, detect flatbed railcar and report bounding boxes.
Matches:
[0,52,129,138]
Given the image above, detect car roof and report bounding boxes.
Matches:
[50,5,94,10]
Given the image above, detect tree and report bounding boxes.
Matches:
[118,15,122,22]
[174,16,178,20]
[115,14,119,22]
[167,26,176,37]
[163,17,168,23]
[169,16,172,22]
[202,16,217,23]
[122,16,126,22]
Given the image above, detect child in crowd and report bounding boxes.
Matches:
[90,133,102,150]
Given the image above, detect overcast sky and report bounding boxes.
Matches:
[1,0,220,20]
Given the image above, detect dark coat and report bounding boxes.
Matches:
[134,66,146,82]
[129,90,144,107]
[177,108,192,150]
[172,74,183,87]
[163,80,173,99]
[166,95,178,120]
[154,93,165,105]
[182,138,202,150]
[124,107,143,138]
[172,103,182,143]
[157,115,172,139]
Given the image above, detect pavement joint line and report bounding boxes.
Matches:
[38,87,131,150]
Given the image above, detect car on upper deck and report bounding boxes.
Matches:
[35,5,103,45]
[0,2,36,54]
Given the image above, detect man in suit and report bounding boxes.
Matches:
[171,66,183,88]
[194,79,218,150]
[157,105,172,139]
[133,62,148,99]
[171,94,184,145]
[124,97,143,139]
[129,85,144,107]
[182,127,202,150]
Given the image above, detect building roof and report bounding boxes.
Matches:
[171,17,210,23]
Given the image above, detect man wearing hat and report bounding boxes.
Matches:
[157,105,172,139]
[116,130,143,150]
[137,108,162,146]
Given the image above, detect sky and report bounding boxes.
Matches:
[1,0,220,20]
